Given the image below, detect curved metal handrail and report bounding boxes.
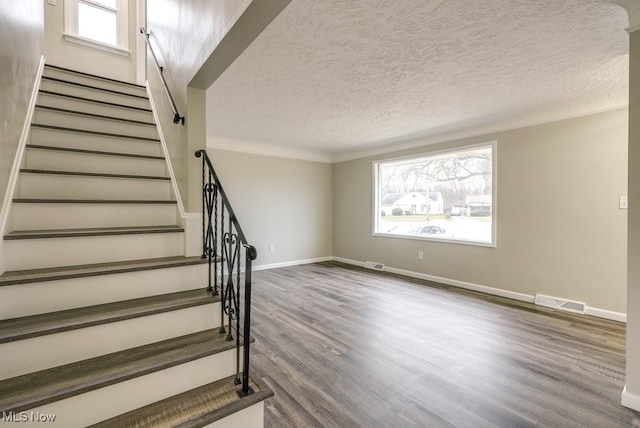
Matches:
[140,27,184,125]
[195,150,252,249]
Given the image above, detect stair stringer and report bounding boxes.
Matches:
[145,81,203,258]
[0,56,45,276]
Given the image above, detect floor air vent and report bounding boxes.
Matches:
[534,294,585,314]
[363,261,385,271]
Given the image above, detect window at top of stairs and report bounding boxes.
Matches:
[63,0,130,57]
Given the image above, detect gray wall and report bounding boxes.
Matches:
[207,149,333,267]
[333,109,628,313]
[146,0,292,212]
[145,0,252,211]
[0,0,44,221]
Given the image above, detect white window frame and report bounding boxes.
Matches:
[372,141,497,247]
[63,0,130,57]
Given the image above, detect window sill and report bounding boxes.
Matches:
[63,33,130,57]
[372,232,496,248]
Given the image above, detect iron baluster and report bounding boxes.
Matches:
[203,180,217,295]
[234,237,242,386]
[194,149,256,398]
[219,205,226,334]
[238,244,256,397]
[213,179,219,296]
[221,231,240,342]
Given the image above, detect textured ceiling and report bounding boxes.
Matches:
[206,0,630,162]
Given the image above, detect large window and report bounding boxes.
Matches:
[64,0,129,56]
[374,143,496,246]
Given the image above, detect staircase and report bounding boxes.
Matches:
[0,65,272,427]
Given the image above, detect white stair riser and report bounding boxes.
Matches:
[9,203,177,231]
[43,68,147,98]
[0,264,207,320]
[33,109,158,140]
[40,80,150,110]
[206,403,265,428]
[0,303,222,381]
[38,92,154,123]
[23,148,166,177]
[30,350,241,428]
[16,174,172,200]
[4,232,184,270]
[30,126,162,156]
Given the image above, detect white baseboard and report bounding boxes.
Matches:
[333,257,366,268]
[182,212,203,257]
[331,257,626,322]
[254,256,333,271]
[622,385,640,412]
[585,306,627,323]
[146,81,186,218]
[333,257,534,303]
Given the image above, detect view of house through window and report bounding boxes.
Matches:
[374,143,495,245]
[77,0,118,45]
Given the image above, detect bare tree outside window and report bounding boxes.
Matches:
[374,143,495,245]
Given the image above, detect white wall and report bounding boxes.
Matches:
[145,0,252,212]
[43,0,138,82]
[146,0,291,212]
[0,0,44,274]
[206,149,333,267]
[624,28,640,411]
[333,109,628,314]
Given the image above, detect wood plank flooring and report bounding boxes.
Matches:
[250,261,640,427]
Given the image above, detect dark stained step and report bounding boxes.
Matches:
[39,90,153,112]
[90,375,274,428]
[45,64,146,89]
[31,123,160,142]
[20,168,170,181]
[26,144,165,160]
[0,289,217,344]
[35,105,156,126]
[4,225,184,240]
[0,256,208,287]
[42,75,149,100]
[13,198,177,205]
[0,328,233,413]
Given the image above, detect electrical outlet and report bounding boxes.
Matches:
[620,196,628,209]
[418,251,424,260]
[269,245,275,253]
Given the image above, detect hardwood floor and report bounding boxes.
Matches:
[250,261,640,427]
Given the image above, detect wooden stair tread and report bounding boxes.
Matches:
[0,256,208,286]
[34,105,156,126]
[4,225,184,240]
[26,144,165,160]
[0,328,234,413]
[39,90,153,112]
[45,64,146,89]
[0,289,217,344]
[13,198,177,204]
[42,75,149,100]
[19,168,170,181]
[31,123,160,142]
[90,376,273,428]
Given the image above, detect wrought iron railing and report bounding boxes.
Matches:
[195,149,257,397]
[140,27,185,125]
